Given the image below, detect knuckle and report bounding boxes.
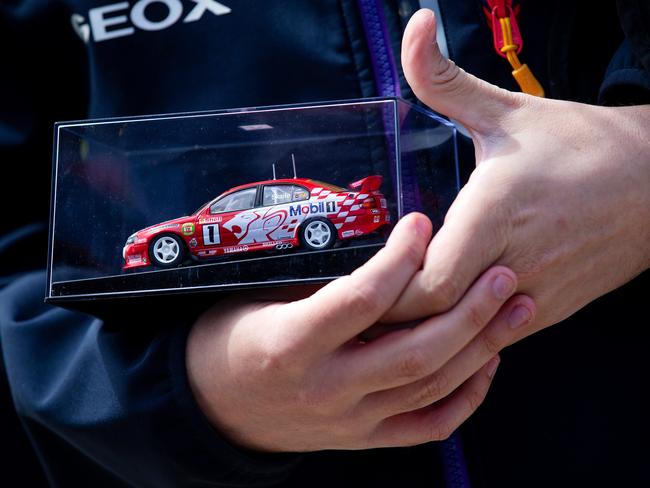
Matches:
[410,372,450,409]
[257,333,303,374]
[296,383,335,414]
[464,303,488,331]
[343,281,385,317]
[424,272,462,312]
[480,331,503,356]
[427,416,454,442]
[257,341,291,373]
[396,348,429,381]
[465,386,487,413]
[514,249,553,281]
[430,58,462,91]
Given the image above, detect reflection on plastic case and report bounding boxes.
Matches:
[46,97,458,303]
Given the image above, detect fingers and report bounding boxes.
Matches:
[280,213,432,354]
[357,295,535,417]
[337,266,518,394]
[366,356,499,448]
[402,8,523,135]
[382,179,510,323]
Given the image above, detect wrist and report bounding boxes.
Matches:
[174,322,304,481]
[613,105,650,271]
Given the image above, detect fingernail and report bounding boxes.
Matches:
[414,215,430,236]
[508,305,532,329]
[492,274,515,300]
[486,356,500,379]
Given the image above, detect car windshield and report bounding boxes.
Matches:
[210,187,257,213]
[192,186,257,215]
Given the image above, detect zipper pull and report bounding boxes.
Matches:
[484,1,545,97]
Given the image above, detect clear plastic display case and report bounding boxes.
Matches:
[46,97,458,303]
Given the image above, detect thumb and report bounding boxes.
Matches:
[401,9,522,136]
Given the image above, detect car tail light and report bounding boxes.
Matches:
[362,197,377,209]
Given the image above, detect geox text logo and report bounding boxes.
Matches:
[71,0,231,43]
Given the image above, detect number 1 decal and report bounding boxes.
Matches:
[203,224,220,245]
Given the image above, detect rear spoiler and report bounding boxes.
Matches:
[348,175,382,193]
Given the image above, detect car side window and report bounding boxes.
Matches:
[263,185,309,206]
[292,186,309,202]
[210,187,257,214]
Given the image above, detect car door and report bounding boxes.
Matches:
[249,184,310,243]
[197,186,259,253]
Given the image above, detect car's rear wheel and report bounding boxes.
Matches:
[299,218,336,251]
[149,233,186,267]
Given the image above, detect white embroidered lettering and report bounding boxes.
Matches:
[131,0,183,31]
[89,2,134,42]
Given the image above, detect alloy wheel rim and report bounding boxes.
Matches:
[153,237,180,263]
[305,221,331,248]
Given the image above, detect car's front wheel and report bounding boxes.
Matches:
[149,233,186,267]
[299,218,336,251]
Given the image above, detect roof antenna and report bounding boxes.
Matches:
[291,153,297,179]
[272,163,277,180]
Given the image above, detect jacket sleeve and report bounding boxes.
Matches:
[0,272,301,487]
[0,4,301,487]
[599,1,650,104]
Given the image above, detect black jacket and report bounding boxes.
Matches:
[0,1,649,487]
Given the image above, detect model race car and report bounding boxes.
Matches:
[122,175,390,269]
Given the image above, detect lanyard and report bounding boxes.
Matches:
[481,0,545,97]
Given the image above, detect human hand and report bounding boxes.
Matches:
[386,9,650,339]
[186,213,535,452]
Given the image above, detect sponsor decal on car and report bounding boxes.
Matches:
[289,201,337,217]
[203,224,221,245]
[198,250,217,256]
[224,245,249,254]
[189,238,198,248]
[199,216,222,224]
[182,223,195,235]
[153,223,180,232]
[341,230,355,238]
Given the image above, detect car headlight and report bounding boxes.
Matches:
[126,233,137,245]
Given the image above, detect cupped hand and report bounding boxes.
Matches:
[186,213,535,452]
[385,9,650,338]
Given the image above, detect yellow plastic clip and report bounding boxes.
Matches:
[498,16,545,97]
[512,64,545,97]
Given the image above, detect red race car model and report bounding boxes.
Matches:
[122,175,390,269]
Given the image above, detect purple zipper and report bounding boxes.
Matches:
[357,2,471,488]
[357,0,401,97]
[440,432,472,488]
[357,0,425,215]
